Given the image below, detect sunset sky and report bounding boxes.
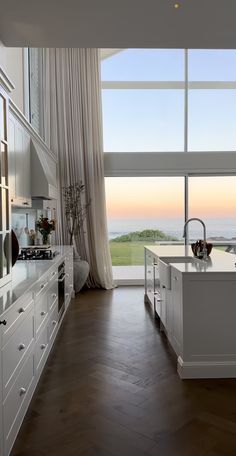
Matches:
[105,176,236,220]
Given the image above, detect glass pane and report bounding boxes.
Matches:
[105,177,184,267]
[0,233,10,278]
[189,176,236,241]
[0,188,9,231]
[101,49,185,81]
[189,50,236,81]
[0,95,6,141]
[188,90,236,151]
[1,141,8,186]
[102,89,184,152]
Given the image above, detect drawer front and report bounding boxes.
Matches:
[2,294,33,346]
[49,268,57,282]
[48,280,58,311]
[2,308,34,396]
[35,292,48,335]
[34,277,49,299]
[48,304,58,344]
[35,326,48,373]
[3,351,34,441]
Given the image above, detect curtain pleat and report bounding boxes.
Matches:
[42,48,114,289]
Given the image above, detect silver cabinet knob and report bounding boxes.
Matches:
[18,343,26,350]
[40,344,46,350]
[18,307,25,313]
[52,320,57,325]
[19,387,26,396]
[174,276,178,281]
[40,311,46,316]
[52,293,57,299]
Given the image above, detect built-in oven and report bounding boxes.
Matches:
[58,261,65,320]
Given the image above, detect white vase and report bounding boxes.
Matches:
[71,243,90,293]
[73,258,90,293]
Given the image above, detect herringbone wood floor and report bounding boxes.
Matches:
[12,287,236,455]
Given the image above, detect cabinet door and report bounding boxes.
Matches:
[160,284,167,328]
[8,114,16,200]
[13,120,31,207]
[171,270,182,355]
[166,288,173,338]
[22,130,31,201]
[65,249,74,305]
[15,123,24,201]
[0,87,11,289]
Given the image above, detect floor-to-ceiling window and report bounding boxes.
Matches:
[101,49,236,282]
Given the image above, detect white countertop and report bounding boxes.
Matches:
[145,245,236,273]
[0,246,72,316]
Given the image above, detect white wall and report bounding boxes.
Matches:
[0,41,25,112]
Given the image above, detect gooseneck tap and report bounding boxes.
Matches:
[183,218,207,260]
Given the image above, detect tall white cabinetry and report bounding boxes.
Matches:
[8,111,31,207]
[0,248,74,456]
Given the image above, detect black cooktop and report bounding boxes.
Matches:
[18,248,58,260]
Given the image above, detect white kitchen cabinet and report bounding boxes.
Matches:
[0,246,74,455]
[144,248,160,316]
[170,268,182,357]
[8,112,31,207]
[65,249,74,307]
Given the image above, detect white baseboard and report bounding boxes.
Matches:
[178,356,236,379]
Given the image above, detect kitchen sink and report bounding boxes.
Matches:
[158,256,198,265]
[158,256,201,289]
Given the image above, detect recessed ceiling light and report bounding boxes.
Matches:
[174,2,180,8]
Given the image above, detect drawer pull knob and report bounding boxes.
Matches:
[40,344,46,350]
[0,320,7,325]
[18,343,26,350]
[19,387,26,396]
[52,320,57,325]
[41,311,46,316]
[52,293,57,298]
[19,307,25,313]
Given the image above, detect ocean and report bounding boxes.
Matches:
[107,217,236,241]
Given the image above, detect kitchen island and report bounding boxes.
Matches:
[145,245,236,379]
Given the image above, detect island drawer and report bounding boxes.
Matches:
[2,293,33,347]
[2,308,34,398]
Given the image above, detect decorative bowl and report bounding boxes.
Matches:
[191,240,213,258]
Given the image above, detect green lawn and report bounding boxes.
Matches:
[109,241,230,266]
[109,241,153,265]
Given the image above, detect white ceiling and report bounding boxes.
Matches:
[1,0,236,49]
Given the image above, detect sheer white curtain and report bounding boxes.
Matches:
[41,48,114,289]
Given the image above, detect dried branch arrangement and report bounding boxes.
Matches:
[63,182,91,246]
